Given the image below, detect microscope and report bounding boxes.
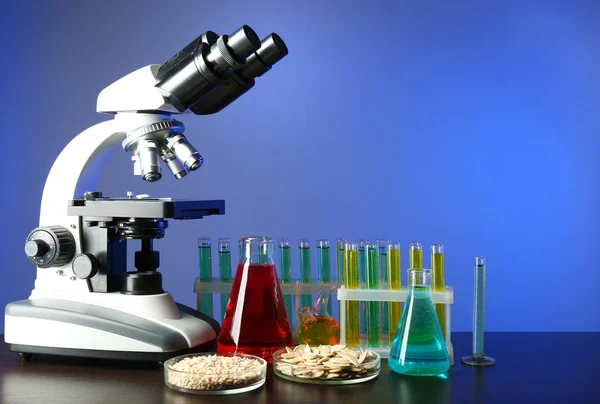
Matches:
[4,25,288,362]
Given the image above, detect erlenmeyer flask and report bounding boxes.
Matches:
[389,268,450,376]
[297,286,340,346]
[217,236,293,362]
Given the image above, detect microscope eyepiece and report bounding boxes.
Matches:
[189,33,289,115]
[155,25,261,112]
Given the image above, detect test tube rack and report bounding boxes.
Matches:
[337,286,455,364]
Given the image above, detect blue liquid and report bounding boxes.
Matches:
[389,286,450,376]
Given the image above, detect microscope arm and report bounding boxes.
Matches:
[34,113,170,292]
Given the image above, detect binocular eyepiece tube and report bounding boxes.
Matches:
[126,25,288,182]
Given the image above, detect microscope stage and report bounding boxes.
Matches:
[68,198,225,220]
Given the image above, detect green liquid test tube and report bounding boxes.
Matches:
[365,243,381,347]
[377,239,390,337]
[317,239,332,315]
[344,242,360,347]
[299,239,312,309]
[358,240,368,338]
[198,237,213,318]
[387,241,401,346]
[336,238,346,284]
[218,238,232,322]
[278,239,294,331]
[431,244,446,340]
[336,239,346,321]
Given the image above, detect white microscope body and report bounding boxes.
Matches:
[4,25,288,361]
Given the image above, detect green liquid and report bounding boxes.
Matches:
[366,247,380,347]
[336,243,344,283]
[388,249,401,346]
[278,246,293,329]
[299,247,312,308]
[358,247,367,336]
[379,249,389,336]
[317,246,332,314]
[431,252,446,339]
[198,245,213,317]
[389,286,450,376]
[218,251,231,322]
[344,249,359,346]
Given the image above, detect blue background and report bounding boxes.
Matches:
[1,0,598,333]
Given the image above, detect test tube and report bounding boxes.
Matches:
[218,238,232,321]
[278,239,294,331]
[409,242,423,269]
[336,238,346,283]
[461,256,496,366]
[336,238,346,320]
[377,239,390,336]
[430,244,446,340]
[317,239,332,315]
[344,242,360,346]
[387,241,401,346]
[358,240,368,338]
[198,237,213,317]
[299,239,313,308]
[365,242,381,347]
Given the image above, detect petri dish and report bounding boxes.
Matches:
[272,345,380,385]
[164,352,266,395]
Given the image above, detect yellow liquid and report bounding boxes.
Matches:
[387,249,401,346]
[344,249,359,346]
[431,252,446,339]
[409,249,423,269]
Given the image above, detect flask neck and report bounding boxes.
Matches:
[239,236,274,265]
[407,268,432,288]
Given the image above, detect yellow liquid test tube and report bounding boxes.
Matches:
[409,242,423,285]
[431,244,446,340]
[344,242,360,347]
[387,241,401,347]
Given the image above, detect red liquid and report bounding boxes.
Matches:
[217,263,293,362]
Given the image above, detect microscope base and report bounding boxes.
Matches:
[4,298,220,362]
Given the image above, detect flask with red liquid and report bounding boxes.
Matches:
[217,236,294,362]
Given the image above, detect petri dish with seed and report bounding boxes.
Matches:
[273,344,380,385]
[164,353,267,395]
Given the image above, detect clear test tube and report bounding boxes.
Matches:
[377,239,390,336]
[278,239,294,331]
[298,239,313,309]
[365,242,381,347]
[430,244,447,340]
[344,242,360,346]
[358,240,368,339]
[461,256,496,366]
[198,237,213,317]
[317,239,332,315]
[387,241,401,346]
[218,238,232,322]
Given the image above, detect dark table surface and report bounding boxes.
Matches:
[1,332,597,404]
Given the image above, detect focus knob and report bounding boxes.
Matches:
[24,226,76,268]
[72,253,98,280]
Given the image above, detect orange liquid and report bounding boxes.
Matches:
[297,315,340,346]
[217,263,293,362]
